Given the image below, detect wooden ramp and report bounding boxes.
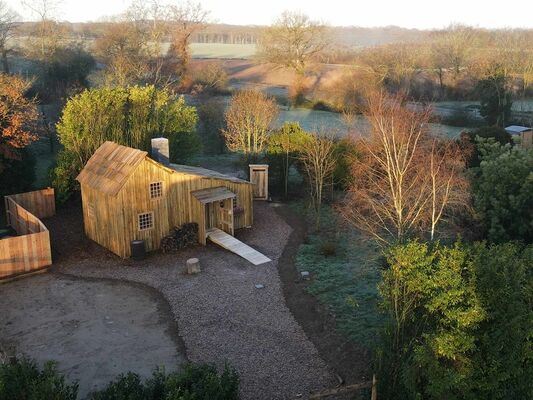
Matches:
[207,228,271,266]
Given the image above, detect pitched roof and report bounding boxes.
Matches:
[505,125,532,135]
[76,141,147,196]
[191,186,236,204]
[169,164,251,184]
[76,141,251,196]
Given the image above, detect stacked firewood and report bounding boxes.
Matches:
[161,223,199,253]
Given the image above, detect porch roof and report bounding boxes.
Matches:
[191,186,236,204]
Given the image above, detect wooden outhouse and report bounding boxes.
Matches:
[76,141,254,258]
[249,164,269,200]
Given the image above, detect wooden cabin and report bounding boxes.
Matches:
[76,141,254,258]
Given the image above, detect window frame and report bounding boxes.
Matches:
[138,211,154,231]
[149,181,164,199]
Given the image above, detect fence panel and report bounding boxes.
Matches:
[1,189,55,280]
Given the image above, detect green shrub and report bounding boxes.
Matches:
[90,372,148,400]
[54,85,199,201]
[332,138,358,190]
[471,141,532,242]
[0,357,78,400]
[477,67,512,127]
[91,363,239,400]
[460,126,513,168]
[470,242,533,400]
[197,98,226,155]
[267,122,312,198]
[377,240,533,400]
[50,150,81,203]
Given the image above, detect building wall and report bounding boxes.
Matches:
[166,170,253,232]
[521,131,532,148]
[81,158,254,258]
[81,183,127,257]
[116,159,172,257]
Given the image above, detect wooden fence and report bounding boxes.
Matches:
[1,188,55,280]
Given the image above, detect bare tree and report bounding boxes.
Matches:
[357,43,421,96]
[125,0,175,87]
[167,1,209,77]
[428,37,449,98]
[22,0,64,59]
[425,140,470,240]
[223,90,278,158]
[437,24,475,79]
[0,1,18,73]
[257,11,328,102]
[339,92,469,245]
[94,20,148,86]
[299,131,336,229]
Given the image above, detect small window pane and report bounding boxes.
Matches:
[138,212,154,231]
[150,182,163,199]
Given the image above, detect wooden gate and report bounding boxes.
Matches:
[249,164,269,200]
[217,199,234,236]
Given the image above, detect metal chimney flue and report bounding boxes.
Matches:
[151,137,169,165]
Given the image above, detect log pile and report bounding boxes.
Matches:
[161,223,198,253]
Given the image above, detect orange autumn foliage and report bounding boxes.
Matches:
[0,74,39,163]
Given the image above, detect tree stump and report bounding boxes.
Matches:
[187,258,200,274]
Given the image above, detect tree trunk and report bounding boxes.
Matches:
[1,48,8,74]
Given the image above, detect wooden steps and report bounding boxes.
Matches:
[206,228,271,266]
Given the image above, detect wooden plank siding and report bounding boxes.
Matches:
[81,156,254,258]
[5,188,55,220]
[207,228,271,265]
[1,189,54,280]
[249,165,269,200]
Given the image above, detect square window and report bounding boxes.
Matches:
[150,182,163,199]
[138,212,154,231]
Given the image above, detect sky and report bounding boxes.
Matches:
[6,0,533,29]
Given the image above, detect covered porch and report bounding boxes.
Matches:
[191,186,235,245]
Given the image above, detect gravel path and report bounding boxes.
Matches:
[56,202,336,399]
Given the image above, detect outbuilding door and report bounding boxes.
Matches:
[192,186,237,243]
[204,199,234,236]
[249,165,269,200]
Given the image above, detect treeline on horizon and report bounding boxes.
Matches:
[13,20,533,50]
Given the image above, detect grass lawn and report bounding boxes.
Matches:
[292,201,384,349]
[278,108,467,138]
[190,43,256,59]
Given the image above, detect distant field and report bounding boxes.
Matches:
[278,108,467,138]
[434,100,533,112]
[191,43,256,59]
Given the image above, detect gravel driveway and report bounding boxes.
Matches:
[54,201,336,399]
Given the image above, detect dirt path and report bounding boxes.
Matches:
[274,204,372,386]
[0,273,186,399]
